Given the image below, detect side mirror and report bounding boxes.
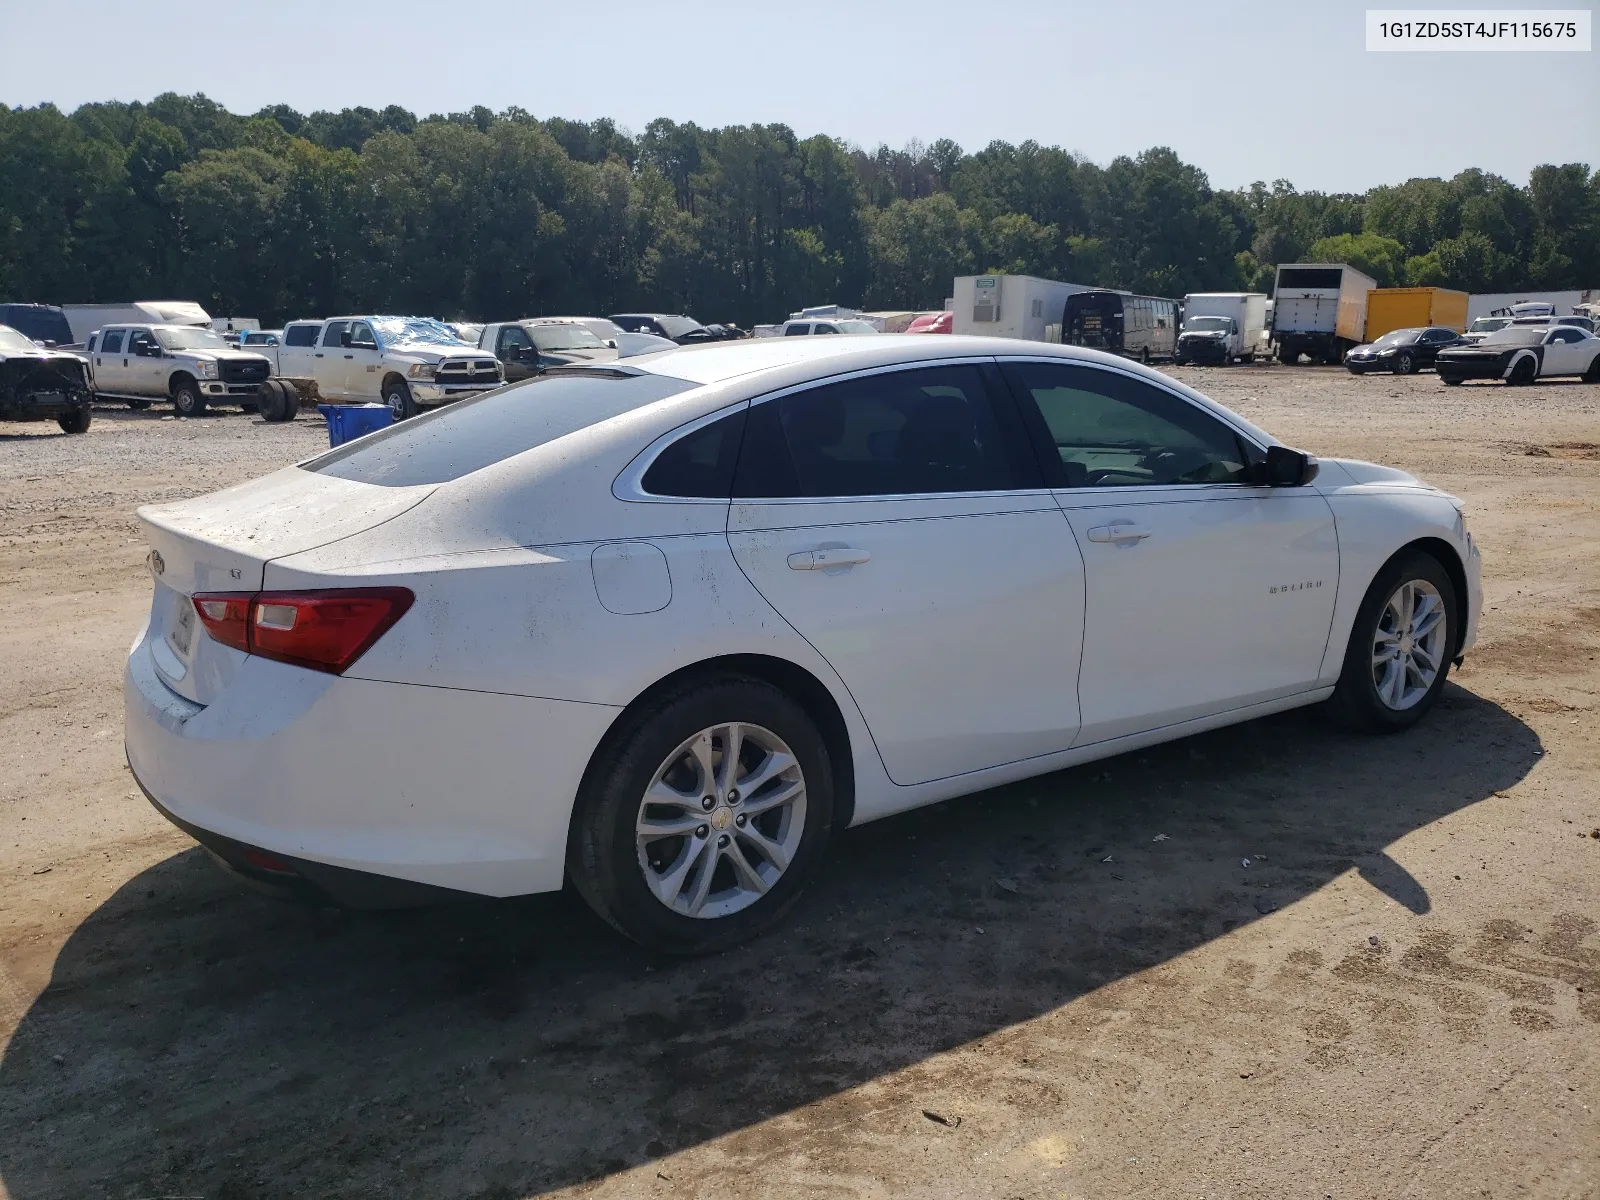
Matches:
[606,339,617,349]
[1262,445,1319,487]
[339,330,352,348]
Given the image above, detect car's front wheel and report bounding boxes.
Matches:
[57,408,91,434]
[171,378,205,417]
[1506,357,1537,386]
[1328,551,1457,733]
[1393,351,1416,374]
[383,378,417,420]
[568,675,834,954]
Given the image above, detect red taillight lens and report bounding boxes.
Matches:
[192,593,251,653]
[192,587,413,675]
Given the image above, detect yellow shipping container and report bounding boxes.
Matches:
[1364,287,1470,341]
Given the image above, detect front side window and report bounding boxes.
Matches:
[498,325,532,356]
[1003,361,1254,488]
[734,364,1024,498]
[322,320,351,348]
[128,329,159,356]
[815,324,840,335]
[349,322,377,349]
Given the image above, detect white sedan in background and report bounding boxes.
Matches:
[125,337,1481,953]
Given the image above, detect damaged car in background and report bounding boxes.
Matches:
[0,323,93,433]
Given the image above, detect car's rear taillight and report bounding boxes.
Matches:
[191,588,413,675]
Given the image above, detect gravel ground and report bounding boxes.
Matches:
[0,369,1597,1200]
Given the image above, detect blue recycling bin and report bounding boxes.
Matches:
[318,403,394,447]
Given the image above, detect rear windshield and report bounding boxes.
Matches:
[302,371,697,487]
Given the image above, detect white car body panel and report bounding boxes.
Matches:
[124,336,1484,899]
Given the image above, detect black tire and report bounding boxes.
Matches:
[171,378,205,417]
[127,398,152,411]
[258,379,297,423]
[1243,352,1256,364]
[1347,365,1366,375]
[1276,345,1297,365]
[1506,357,1536,386]
[382,377,416,420]
[57,408,91,434]
[1442,376,1463,386]
[1327,550,1458,734]
[1140,347,1151,366]
[1583,354,1600,384]
[1393,351,1416,375]
[568,674,835,954]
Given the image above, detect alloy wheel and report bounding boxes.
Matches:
[1371,579,1448,710]
[635,722,806,920]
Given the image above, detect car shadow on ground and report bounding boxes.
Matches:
[0,685,1542,1198]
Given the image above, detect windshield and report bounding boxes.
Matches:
[530,324,607,351]
[1468,317,1510,333]
[370,316,473,350]
[156,326,230,350]
[0,325,42,354]
[1479,326,1546,347]
[1373,328,1421,347]
[1183,316,1232,332]
[655,315,706,338]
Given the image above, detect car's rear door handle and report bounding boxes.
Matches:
[788,548,871,571]
[1087,524,1151,543]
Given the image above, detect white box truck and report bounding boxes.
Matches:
[1176,293,1268,365]
[952,274,1095,341]
[1270,264,1376,364]
[60,301,211,347]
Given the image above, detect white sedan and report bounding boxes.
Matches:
[125,337,1482,952]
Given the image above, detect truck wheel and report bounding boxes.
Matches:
[126,398,152,411]
[1276,345,1297,365]
[1322,342,1344,366]
[1140,347,1151,366]
[57,408,92,434]
[383,378,417,420]
[1393,351,1416,375]
[1243,352,1256,364]
[172,379,206,418]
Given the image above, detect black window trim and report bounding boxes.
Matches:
[615,356,1051,505]
[994,354,1276,493]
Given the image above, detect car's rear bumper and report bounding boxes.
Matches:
[123,623,621,899]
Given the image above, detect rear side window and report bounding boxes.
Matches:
[284,324,320,347]
[733,364,1027,498]
[305,371,697,487]
[86,333,99,353]
[101,330,125,354]
[642,409,748,498]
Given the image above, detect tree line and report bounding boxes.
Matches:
[1,94,1595,327]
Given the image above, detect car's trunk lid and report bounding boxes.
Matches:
[137,466,435,704]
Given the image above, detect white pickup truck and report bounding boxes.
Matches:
[265,316,502,419]
[83,324,274,416]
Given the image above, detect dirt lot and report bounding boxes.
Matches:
[1,368,1597,1200]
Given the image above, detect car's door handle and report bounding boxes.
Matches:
[315,352,324,358]
[788,548,871,571]
[1087,524,1151,543]
[344,354,353,359]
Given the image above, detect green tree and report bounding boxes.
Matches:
[1306,232,1408,287]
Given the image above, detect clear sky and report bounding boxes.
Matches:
[5,0,1596,193]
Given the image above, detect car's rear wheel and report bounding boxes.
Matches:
[1328,551,1456,733]
[171,378,205,417]
[568,675,834,954]
[1442,376,1463,386]
[57,408,91,434]
[1393,351,1416,375]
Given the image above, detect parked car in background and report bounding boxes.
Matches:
[0,323,93,433]
[240,329,282,348]
[1064,291,1178,363]
[904,312,953,335]
[1510,314,1597,333]
[124,335,1481,953]
[703,323,748,340]
[0,303,75,348]
[84,324,272,416]
[1176,294,1267,365]
[610,313,719,345]
[446,322,484,345]
[780,318,878,335]
[551,316,676,358]
[270,316,500,419]
[478,319,621,382]
[1462,316,1512,344]
[1344,327,1463,375]
[1436,324,1600,386]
